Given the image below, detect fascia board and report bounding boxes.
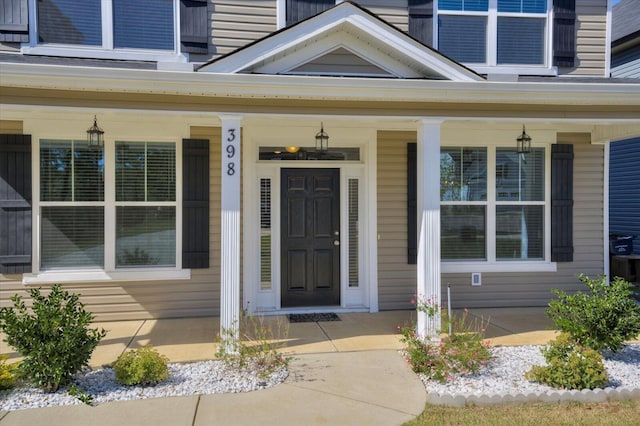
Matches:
[2,63,640,107]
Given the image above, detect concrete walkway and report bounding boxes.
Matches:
[0,308,559,425]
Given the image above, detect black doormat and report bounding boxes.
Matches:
[288,313,341,323]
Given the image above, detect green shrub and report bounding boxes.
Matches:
[525,333,609,390]
[400,308,492,383]
[0,354,19,390]
[113,345,169,386]
[0,285,106,392]
[546,275,640,353]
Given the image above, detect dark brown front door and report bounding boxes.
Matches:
[281,168,340,307]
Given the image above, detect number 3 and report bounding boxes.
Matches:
[227,128,236,142]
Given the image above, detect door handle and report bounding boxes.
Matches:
[333,240,340,246]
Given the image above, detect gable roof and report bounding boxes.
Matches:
[198,1,483,82]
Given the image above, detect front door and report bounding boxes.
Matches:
[281,168,340,307]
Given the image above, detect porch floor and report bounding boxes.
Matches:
[84,307,559,368]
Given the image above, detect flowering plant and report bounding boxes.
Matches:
[411,295,439,318]
[399,306,491,383]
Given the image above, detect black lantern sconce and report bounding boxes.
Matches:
[516,125,531,154]
[87,115,104,148]
[315,122,329,152]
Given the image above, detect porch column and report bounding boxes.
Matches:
[220,114,243,342]
[416,119,443,338]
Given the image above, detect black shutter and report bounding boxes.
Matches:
[551,144,574,262]
[0,134,32,273]
[286,0,334,26]
[407,142,417,264]
[182,139,210,268]
[408,0,433,47]
[553,0,576,67]
[180,0,208,54]
[0,0,29,42]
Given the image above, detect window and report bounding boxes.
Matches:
[40,140,105,270]
[437,0,549,66]
[37,0,176,51]
[440,146,547,263]
[39,139,177,272]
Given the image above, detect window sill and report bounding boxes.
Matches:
[21,46,189,63]
[441,261,557,273]
[470,65,558,77]
[22,269,191,284]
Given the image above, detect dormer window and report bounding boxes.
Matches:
[37,0,176,51]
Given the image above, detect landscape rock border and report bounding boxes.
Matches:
[426,386,640,407]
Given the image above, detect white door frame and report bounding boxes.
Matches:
[242,123,378,314]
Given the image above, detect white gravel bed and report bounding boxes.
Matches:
[420,343,640,396]
[0,361,288,411]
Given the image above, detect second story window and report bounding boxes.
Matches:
[37,0,176,51]
[437,0,549,67]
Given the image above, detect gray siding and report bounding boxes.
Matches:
[611,44,640,78]
[377,131,604,310]
[609,137,640,254]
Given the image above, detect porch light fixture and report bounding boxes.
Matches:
[315,123,329,151]
[285,146,300,153]
[516,125,531,154]
[87,115,104,148]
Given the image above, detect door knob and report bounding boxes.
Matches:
[333,240,340,246]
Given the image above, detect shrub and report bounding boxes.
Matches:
[525,333,609,390]
[546,275,640,353]
[0,354,19,390]
[400,308,491,383]
[216,306,291,378]
[113,345,169,386]
[0,285,106,392]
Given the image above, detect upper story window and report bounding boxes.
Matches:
[437,0,549,67]
[37,0,176,51]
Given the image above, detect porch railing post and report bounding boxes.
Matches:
[416,118,443,339]
[220,114,243,349]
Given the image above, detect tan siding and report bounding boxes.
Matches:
[211,1,277,57]
[562,0,608,76]
[291,47,393,75]
[354,1,409,31]
[376,131,605,310]
[0,127,223,322]
[0,120,23,134]
[377,130,416,310]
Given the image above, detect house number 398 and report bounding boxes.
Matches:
[226,128,237,176]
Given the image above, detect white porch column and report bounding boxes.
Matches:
[416,119,443,338]
[220,114,243,341]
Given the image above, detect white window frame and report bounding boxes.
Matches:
[435,0,556,75]
[441,143,556,273]
[24,136,188,284]
[22,0,187,63]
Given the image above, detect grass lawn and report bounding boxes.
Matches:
[405,400,640,426]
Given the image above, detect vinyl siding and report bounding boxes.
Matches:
[0,127,223,322]
[609,137,640,254]
[211,0,277,57]
[611,43,640,78]
[353,1,409,31]
[376,130,604,310]
[563,0,608,76]
[0,120,22,133]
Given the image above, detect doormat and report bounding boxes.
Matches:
[288,313,341,323]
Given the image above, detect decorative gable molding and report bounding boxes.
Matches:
[199,1,483,82]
